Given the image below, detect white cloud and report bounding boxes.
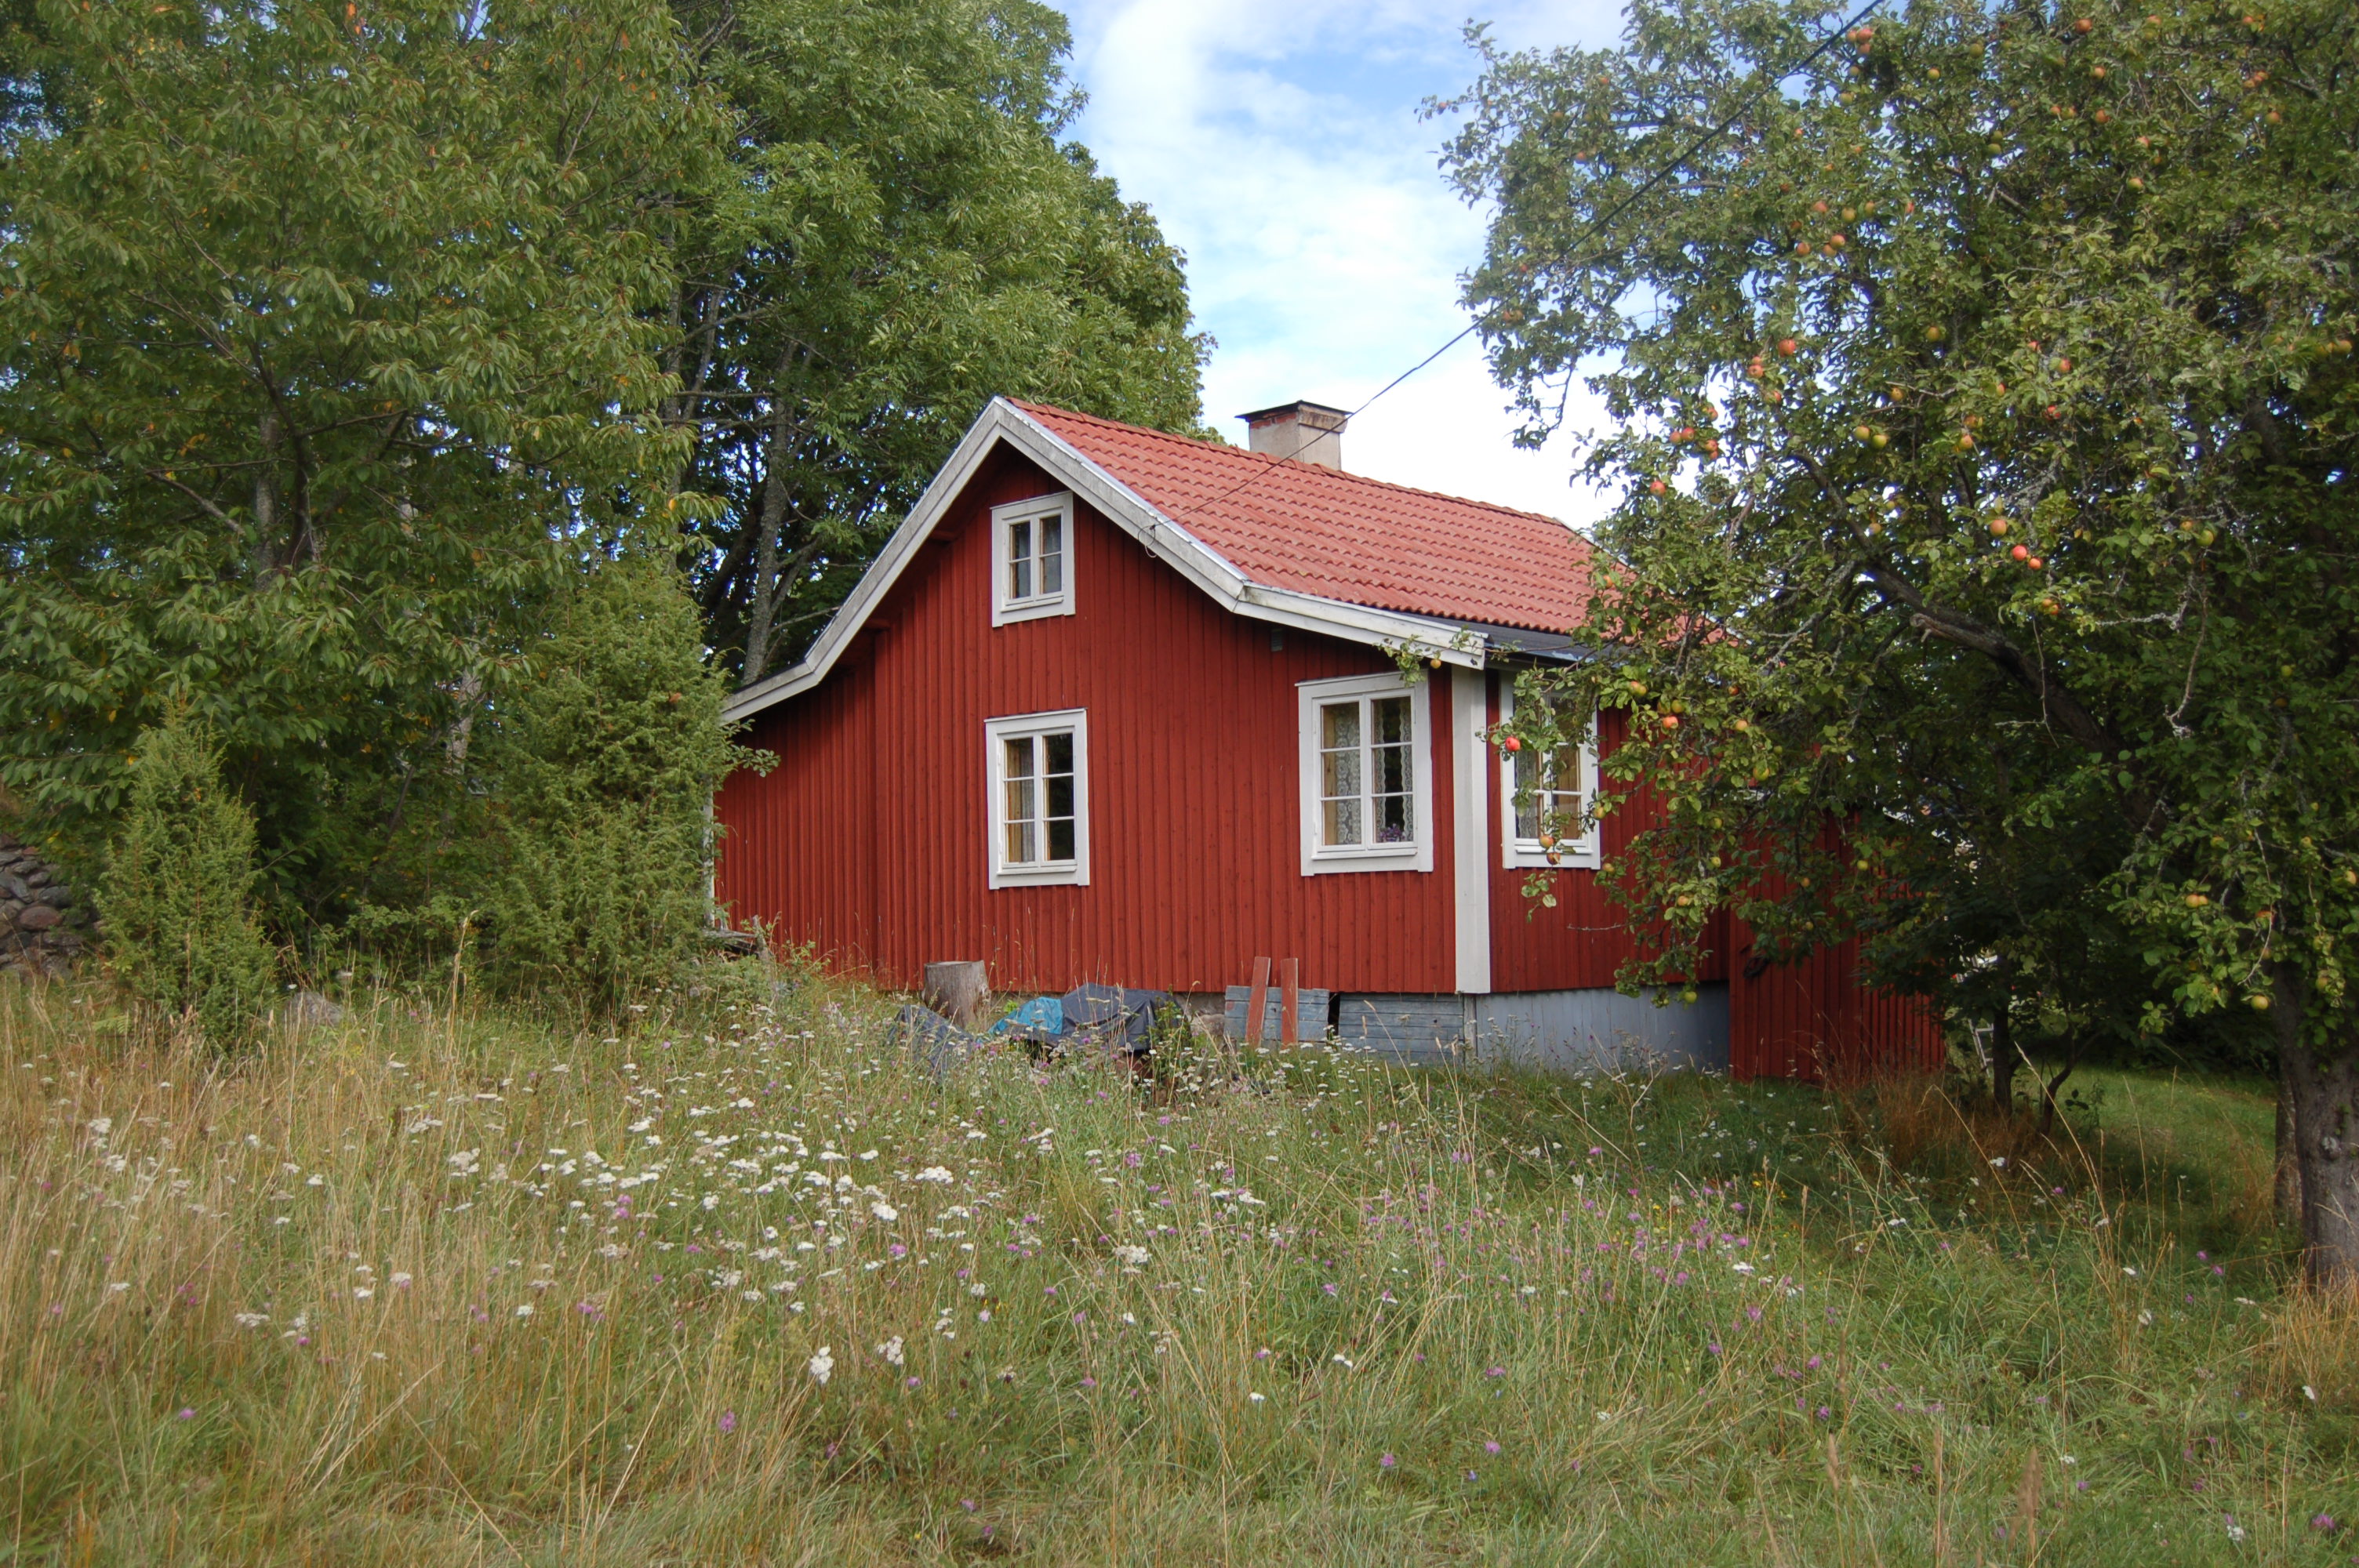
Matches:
[1063,0,1629,525]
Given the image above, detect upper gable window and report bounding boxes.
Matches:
[1297,672,1434,876]
[1500,686,1601,870]
[990,492,1076,626]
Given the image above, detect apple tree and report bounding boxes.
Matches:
[1439,0,2359,1279]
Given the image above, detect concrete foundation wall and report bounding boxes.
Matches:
[1333,984,1730,1075]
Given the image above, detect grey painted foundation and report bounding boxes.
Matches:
[1333,984,1731,1075]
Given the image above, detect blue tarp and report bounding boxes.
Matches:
[990,996,1065,1037]
[901,983,1172,1075]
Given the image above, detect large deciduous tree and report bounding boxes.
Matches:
[660,0,1209,685]
[1441,0,2359,1279]
[0,0,722,923]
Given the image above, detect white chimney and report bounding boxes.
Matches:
[1239,400,1348,470]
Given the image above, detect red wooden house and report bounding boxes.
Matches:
[714,397,1940,1080]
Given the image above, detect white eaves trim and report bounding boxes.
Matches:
[722,398,1487,724]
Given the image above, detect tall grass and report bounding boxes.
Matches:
[0,969,2350,1564]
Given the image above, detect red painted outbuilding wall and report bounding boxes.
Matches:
[1727,931,1946,1082]
[714,445,1463,996]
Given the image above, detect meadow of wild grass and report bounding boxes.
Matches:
[0,964,2353,1565]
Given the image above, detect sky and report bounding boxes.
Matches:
[1060,0,1630,527]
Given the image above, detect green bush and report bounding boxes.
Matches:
[487,554,760,1013]
[96,718,277,1045]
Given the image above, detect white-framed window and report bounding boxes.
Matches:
[986,709,1089,887]
[1297,672,1434,876]
[1499,685,1600,869]
[990,492,1075,626]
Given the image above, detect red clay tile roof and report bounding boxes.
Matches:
[1016,401,1596,636]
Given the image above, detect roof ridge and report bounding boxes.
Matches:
[1010,399,1584,535]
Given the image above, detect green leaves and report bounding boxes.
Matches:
[663,0,1208,684]
[485,554,761,1013]
[1448,0,2359,1059]
[96,713,278,1047]
[0,0,724,920]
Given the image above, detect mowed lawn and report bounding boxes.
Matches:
[1,969,2352,1565]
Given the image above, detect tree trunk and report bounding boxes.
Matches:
[2037,1046,2078,1138]
[737,348,806,688]
[2274,966,2359,1288]
[2276,1057,2305,1229]
[1990,1007,2016,1116]
[740,499,783,688]
[921,960,990,1029]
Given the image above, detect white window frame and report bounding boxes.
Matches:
[1297,671,1434,876]
[1499,684,1601,870]
[985,709,1089,888]
[990,492,1076,626]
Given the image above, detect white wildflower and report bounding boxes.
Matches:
[870,1200,900,1222]
[809,1346,834,1385]
[306,1174,325,1188]
[878,1336,905,1367]
[915,1167,954,1184]
[233,1312,269,1329]
[1112,1244,1150,1269]
[391,1272,413,1289]
[1732,1262,1757,1275]
[1331,1354,1353,1369]
[354,1287,373,1300]
[514,1304,533,1317]
[969,1283,987,1298]
[1249,1392,1266,1404]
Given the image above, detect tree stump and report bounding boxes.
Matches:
[921,960,991,1029]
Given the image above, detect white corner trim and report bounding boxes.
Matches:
[984,708,1089,889]
[1499,683,1601,871]
[722,399,1486,723]
[1296,670,1435,877]
[989,491,1077,626]
[1452,667,1492,993]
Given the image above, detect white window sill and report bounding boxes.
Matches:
[1505,840,1601,871]
[1305,845,1427,876]
[990,862,1085,888]
[994,593,1073,627]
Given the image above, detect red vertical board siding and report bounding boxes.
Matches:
[1485,697,1728,992]
[714,447,1459,997]
[1725,924,1946,1083]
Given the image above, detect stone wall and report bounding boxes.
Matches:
[0,832,89,977]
